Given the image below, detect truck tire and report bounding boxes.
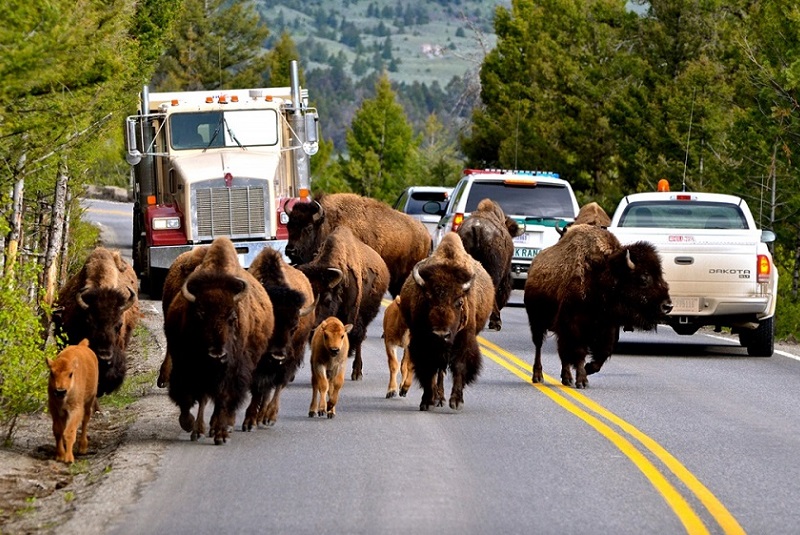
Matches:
[743,316,774,357]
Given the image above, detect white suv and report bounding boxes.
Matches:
[433,169,579,286]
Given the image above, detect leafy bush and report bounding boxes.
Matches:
[0,264,55,444]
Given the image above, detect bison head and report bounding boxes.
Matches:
[607,241,673,330]
[285,200,325,265]
[317,317,353,357]
[411,259,475,344]
[263,285,314,362]
[75,286,136,361]
[181,273,249,362]
[297,266,346,327]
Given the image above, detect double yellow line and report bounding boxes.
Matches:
[478,337,745,535]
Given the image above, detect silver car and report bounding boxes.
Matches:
[393,186,453,238]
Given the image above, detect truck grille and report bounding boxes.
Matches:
[195,186,267,240]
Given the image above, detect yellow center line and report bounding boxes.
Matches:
[478,336,745,535]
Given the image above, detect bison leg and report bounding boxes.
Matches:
[399,347,413,397]
[261,386,282,426]
[326,365,346,418]
[190,397,208,441]
[78,399,93,455]
[488,304,502,331]
[208,402,234,445]
[309,365,328,417]
[419,373,438,411]
[585,326,618,376]
[242,391,263,432]
[351,344,363,381]
[385,342,400,398]
[157,353,172,388]
[435,370,446,407]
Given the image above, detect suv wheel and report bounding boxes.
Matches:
[742,316,774,357]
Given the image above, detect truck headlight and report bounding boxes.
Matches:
[152,217,181,230]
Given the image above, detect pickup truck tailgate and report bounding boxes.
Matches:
[613,229,770,316]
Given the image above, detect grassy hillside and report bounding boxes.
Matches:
[257,0,507,86]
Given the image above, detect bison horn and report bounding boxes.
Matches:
[626,249,635,270]
[232,277,249,303]
[412,261,426,287]
[326,268,343,288]
[120,287,137,312]
[300,294,318,317]
[181,280,196,303]
[462,273,476,291]
[312,201,324,223]
[76,286,91,310]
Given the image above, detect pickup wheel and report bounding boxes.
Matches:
[742,316,774,357]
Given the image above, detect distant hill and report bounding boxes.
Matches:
[257,0,508,87]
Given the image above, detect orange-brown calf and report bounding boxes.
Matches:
[382,297,413,398]
[308,317,352,419]
[46,339,99,464]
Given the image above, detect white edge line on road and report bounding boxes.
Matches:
[704,333,800,362]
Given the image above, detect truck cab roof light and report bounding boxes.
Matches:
[205,96,214,103]
[657,179,670,192]
[171,99,179,106]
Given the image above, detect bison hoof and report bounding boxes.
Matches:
[399,388,409,397]
[190,431,201,441]
[575,381,588,389]
[419,402,431,411]
[242,422,253,432]
[179,412,195,433]
[351,371,363,381]
[386,390,397,399]
[488,319,502,331]
[449,398,464,411]
[531,373,543,384]
[308,411,316,418]
[327,412,335,419]
[317,410,326,417]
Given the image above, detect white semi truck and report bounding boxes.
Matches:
[124,60,318,296]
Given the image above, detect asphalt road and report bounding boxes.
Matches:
[82,198,800,535]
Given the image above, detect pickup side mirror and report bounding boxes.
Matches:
[761,230,776,244]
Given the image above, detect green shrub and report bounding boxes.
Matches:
[0,264,54,445]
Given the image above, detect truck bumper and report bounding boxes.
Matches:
[149,239,289,270]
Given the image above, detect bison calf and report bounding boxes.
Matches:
[383,296,413,398]
[46,339,99,464]
[309,317,353,419]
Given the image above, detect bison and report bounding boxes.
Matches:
[557,201,611,236]
[382,296,413,399]
[399,233,494,411]
[46,339,99,464]
[457,198,522,331]
[164,237,274,444]
[297,226,390,382]
[308,317,353,419]
[524,224,672,388]
[285,193,430,297]
[54,247,140,398]
[243,247,316,430]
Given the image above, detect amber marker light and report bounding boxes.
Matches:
[657,179,670,192]
[299,188,310,199]
[757,254,771,283]
[146,195,156,206]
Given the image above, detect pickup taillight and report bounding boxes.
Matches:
[757,254,771,283]
[451,213,464,232]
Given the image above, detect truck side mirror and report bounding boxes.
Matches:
[305,112,319,143]
[761,230,776,244]
[125,118,142,165]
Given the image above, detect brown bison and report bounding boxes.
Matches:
[557,201,611,236]
[399,233,494,411]
[524,224,672,388]
[47,339,99,464]
[243,247,316,430]
[285,193,430,297]
[308,317,353,419]
[382,296,413,399]
[457,198,522,331]
[297,226,390,381]
[54,247,140,397]
[164,237,274,444]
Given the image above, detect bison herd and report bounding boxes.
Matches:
[51,192,672,453]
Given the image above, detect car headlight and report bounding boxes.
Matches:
[152,217,181,230]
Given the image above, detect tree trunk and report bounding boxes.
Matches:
[42,162,69,309]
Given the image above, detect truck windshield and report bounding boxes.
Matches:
[618,201,748,229]
[465,182,575,219]
[170,110,279,150]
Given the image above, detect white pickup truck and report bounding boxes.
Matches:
[608,190,778,356]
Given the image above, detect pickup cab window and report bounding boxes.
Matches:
[618,201,748,230]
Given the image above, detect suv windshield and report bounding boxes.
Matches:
[466,182,576,219]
